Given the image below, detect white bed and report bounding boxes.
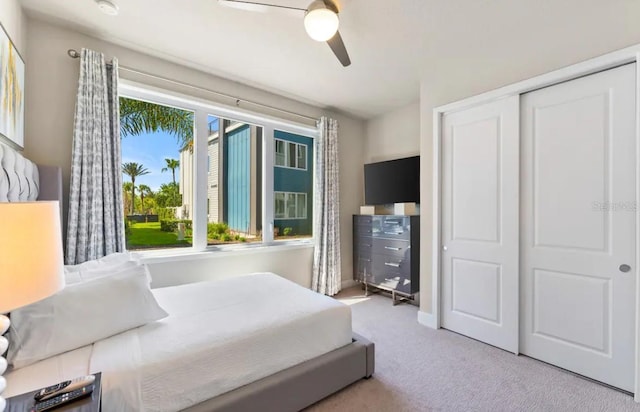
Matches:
[5,273,352,411]
[1,144,373,412]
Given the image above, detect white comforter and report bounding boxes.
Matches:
[5,273,353,411]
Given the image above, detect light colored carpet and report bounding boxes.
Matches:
[308,287,640,412]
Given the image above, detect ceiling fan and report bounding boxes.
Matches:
[218,0,351,67]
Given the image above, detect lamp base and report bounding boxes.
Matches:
[0,313,9,412]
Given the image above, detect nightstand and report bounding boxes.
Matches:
[5,372,102,412]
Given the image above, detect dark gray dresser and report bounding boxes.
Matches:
[353,215,420,304]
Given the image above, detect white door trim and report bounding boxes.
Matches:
[430,45,640,400]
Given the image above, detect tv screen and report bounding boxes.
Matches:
[364,156,420,205]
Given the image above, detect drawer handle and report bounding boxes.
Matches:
[384,262,400,268]
[363,258,371,262]
[363,244,371,247]
[384,231,402,235]
[384,246,401,251]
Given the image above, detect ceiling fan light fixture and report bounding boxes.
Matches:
[95,0,119,16]
[304,6,339,42]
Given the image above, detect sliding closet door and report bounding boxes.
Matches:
[441,96,520,353]
[520,64,636,391]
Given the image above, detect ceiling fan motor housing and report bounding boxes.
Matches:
[304,0,340,42]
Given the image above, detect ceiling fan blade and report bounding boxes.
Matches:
[218,0,306,13]
[326,30,351,67]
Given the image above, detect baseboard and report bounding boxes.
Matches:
[417,310,438,329]
[341,279,358,289]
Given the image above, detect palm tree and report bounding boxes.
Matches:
[161,158,180,185]
[119,97,194,148]
[138,184,152,214]
[122,182,134,215]
[122,162,150,215]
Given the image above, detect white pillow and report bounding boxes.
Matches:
[64,252,138,273]
[64,260,142,285]
[8,264,168,369]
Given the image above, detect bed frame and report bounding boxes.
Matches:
[184,333,374,412]
[1,143,376,412]
[0,142,63,204]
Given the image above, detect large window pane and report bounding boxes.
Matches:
[286,193,296,217]
[297,193,307,218]
[287,142,296,168]
[120,96,194,251]
[275,139,286,167]
[273,130,314,240]
[275,192,285,219]
[297,145,307,170]
[206,115,263,245]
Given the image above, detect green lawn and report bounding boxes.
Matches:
[127,222,191,249]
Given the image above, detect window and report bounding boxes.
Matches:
[120,84,317,252]
[205,115,262,245]
[275,192,307,219]
[120,96,194,251]
[275,139,286,167]
[273,130,313,240]
[275,139,307,170]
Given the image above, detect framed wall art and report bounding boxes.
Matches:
[0,21,24,148]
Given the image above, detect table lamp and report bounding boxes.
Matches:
[0,202,65,411]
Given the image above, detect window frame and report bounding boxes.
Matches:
[273,138,309,171]
[274,191,308,220]
[119,80,319,256]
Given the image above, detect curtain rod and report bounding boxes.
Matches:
[67,49,319,123]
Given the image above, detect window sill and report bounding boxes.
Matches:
[134,240,315,265]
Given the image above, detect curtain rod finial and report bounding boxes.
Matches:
[68,49,80,58]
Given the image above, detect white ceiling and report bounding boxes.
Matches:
[18,0,640,119]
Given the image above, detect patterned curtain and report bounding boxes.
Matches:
[66,49,124,264]
[312,117,341,296]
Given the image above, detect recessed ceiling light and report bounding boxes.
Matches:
[95,0,119,16]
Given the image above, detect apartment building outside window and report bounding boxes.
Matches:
[119,83,317,252]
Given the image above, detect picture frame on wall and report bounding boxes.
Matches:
[0,21,25,149]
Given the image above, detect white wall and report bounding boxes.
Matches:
[364,101,420,164]
[0,0,26,54]
[418,8,640,314]
[23,17,365,288]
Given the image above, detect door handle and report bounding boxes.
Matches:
[442,246,448,251]
[619,264,631,273]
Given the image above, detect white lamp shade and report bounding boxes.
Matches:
[0,202,65,313]
[304,7,339,42]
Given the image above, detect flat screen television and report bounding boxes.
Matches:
[364,156,420,205]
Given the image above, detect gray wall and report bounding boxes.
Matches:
[23,16,365,288]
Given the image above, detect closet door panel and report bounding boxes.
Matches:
[521,63,636,392]
[532,92,608,251]
[441,95,520,353]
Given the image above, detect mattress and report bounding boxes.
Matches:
[5,273,352,411]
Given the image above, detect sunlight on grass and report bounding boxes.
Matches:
[127,221,191,249]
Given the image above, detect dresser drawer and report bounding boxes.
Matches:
[372,216,411,240]
[354,257,373,282]
[372,238,410,258]
[354,215,373,225]
[370,263,414,294]
[354,224,373,238]
[356,241,373,259]
[372,253,410,273]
